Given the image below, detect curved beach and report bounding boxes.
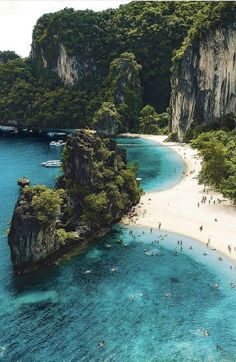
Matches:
[123,134,236,262]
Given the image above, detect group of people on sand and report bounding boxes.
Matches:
[198,194,219,208]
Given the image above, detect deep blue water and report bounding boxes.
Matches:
[0,137,235,361]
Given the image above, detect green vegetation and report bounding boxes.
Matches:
[56,228,78,245]
[172,2,236,69]
[0,2,207,129]
[106,52,142,130]
[1,2,235,134]
[191,130,236,203]
[22,185,63,224]
[183,113,236,142]
[0,51,19,63]
[139,105,169,134]
[60,131,142,228]
[93,102,121,136]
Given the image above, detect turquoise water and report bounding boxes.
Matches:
[116,137,185,191]
[0,137,235,361]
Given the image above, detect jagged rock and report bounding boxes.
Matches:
[17,176,30,188]
[171,24,236,140]
[8,130,141,274]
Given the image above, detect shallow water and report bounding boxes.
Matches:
[0,137,235,361]
[116,137,185,191]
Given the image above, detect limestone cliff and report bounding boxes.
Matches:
[32,43,95,86]
[171,24,236,140]
[8,130,141,274]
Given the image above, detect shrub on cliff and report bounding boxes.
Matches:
[93,102,121,136]
[22,186,64,224]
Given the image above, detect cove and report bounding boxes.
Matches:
[116,137,185,191]
[0,137,235,361]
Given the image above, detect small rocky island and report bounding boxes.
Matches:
[8,130,141,274]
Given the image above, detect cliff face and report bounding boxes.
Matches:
[171,25,236,140]
[8,130,141,274]
[34,43,95,86]
[8,194,59,273]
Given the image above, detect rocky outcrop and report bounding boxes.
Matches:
[8,130,141,274]
[8,193,59,273]
[93,102,121,136]
[107,52,142,129]
[171,25,236,140]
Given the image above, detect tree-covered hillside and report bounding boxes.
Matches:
[0,1,234,131]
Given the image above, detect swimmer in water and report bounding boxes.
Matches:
[98,340,106,348]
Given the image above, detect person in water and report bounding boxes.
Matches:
[203,329,209,337]
[98,340,106,348]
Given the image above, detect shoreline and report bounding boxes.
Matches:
[121,134,236,263]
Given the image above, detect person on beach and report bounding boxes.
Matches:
[228,245,232,253]
[199,226,203,231]
[158,222,161,230]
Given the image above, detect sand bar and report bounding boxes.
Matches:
[122,134,236,262]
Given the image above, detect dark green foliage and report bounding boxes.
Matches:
[173,2,236,69]
[0,2,206,129]
[60,130,142,228]
[166,131,178,142]
[1,2,235,130]
[191,130,236,203]
[139,105,169,134]
[93,102,121,136]
[106,52,142,130]
[21,185,63,225]
[0,51,19,63]
[112,1,206,111]
[183,113,236,142]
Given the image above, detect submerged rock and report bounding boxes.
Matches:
[8,130,141,274]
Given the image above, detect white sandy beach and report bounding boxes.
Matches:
[122,134,236,263]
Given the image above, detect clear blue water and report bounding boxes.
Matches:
[0,137,235,361]
[116,137,185,191]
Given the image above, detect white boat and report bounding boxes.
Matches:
[136,177,142,181]
[47,131,66,138]
[50,140,65,146]
[41,160,62,168]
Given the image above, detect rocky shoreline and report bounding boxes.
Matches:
[8,130,141,274]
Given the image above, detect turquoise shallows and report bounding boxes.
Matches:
[116,137,185,191]
[0,137,235,361]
